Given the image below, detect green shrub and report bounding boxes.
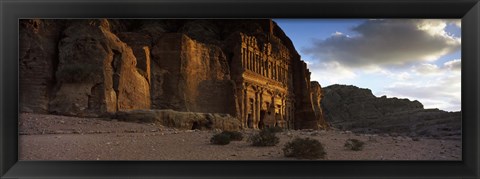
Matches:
[210,133,231,145]
[221,131,244,141]
[283,137,326,159]
[264,126,284,133]
[344,139,365,151]
[249,130,279,146]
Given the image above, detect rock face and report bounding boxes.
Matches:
[115,109,241,131]
[19,19,64,113]
[310,81,329,129]
[48,20,150,116]
[150,33,236,115]
[19,19,327,130]
[322,84,461,139]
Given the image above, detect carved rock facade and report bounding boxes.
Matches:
[19,19,327,130]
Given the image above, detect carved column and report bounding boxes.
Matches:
[259,89,264,129]
[247,48,252,70]
[275,62,278,81]
[267,60,270,78]
[272,62,276,80]
[271,94,275,127]
[237,86,244,128]
[253,52,258,73]
[282,97,286,128]
[246,50,249,70]
[249,50,253,71]
[243,86,248,128]
[262,58,265,76]
[242,48,246,68]
[254,90,260,129]
[250,51,254,71]
[270,61,273,79]
[253,53,256,73]
[255,54,258,74]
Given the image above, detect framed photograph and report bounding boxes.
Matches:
[1,0,479,178]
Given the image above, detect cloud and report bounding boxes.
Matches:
[450,19,461,28]
[412,59,461,75]
[444,59,461,71]
[303,19,461,69]
[412,63,441,75]
[380,59,461,111]
[308,61,356,85]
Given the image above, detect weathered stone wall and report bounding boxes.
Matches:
[19,19,64,113]
[292,60,319,129]
[49,20,150,117]
[150,33,237,116]
[311,81,329,129]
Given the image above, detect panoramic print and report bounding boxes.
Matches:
[19,19,461,160]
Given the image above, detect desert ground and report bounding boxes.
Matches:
[19,113,461,160]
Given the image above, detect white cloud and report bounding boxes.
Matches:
[444,59,461,71]
[303,19,461,111]
[412,63,441,75]
[380,59,461,111]
[303,19,461,69]
[332,31,344,36]
[309,61,356,85]
[412,59,461,75]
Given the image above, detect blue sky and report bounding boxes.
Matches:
[274,19,461,112]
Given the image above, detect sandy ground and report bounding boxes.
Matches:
[18,113,462,160]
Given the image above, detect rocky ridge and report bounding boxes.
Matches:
[321,84,461,139]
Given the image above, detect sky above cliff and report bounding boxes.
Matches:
[274,19,461,112]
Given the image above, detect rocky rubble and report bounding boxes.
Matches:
[114,109,241,131]
[321,84,461,139]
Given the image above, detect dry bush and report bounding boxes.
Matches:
[210,133,231,145]
[283,137,326,159]
[249,129,279,146]
[221,131,244,141]
[264,126,284,133]
[344,139,365,151]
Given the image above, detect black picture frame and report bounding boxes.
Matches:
[1,0,479,178]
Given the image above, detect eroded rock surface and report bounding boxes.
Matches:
[311,81,329,129]
[322,84,461,139]
[114,109,241,131]
[19,19,328,130]
[49,20,150,117]
[19,19,64,113]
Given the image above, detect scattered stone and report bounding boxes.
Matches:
[124,130,136,133]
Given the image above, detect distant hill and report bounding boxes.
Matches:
[321,84,461,139]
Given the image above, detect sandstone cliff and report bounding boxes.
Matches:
[48,20,150,116]
[19,19,64,113]
[310,81,329,129]
[19,19,327,130]
[322,84,461,139]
